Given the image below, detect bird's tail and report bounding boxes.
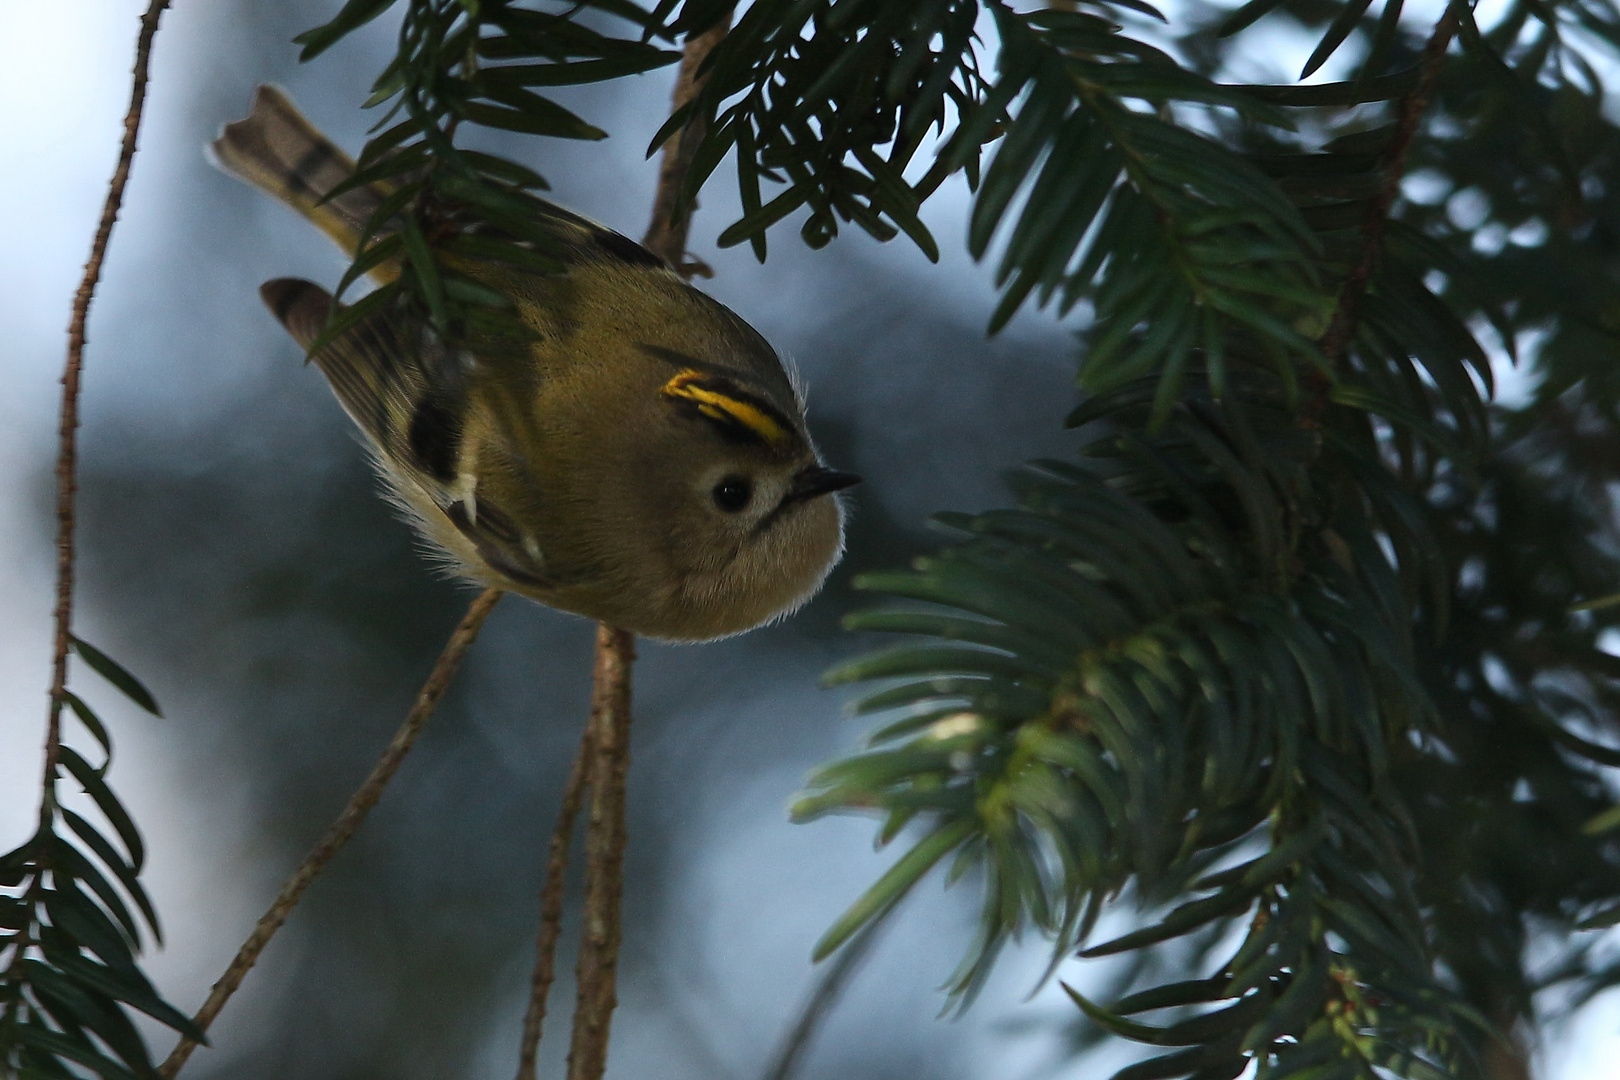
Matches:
[211,85,392,273]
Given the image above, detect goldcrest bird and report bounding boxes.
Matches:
[212,86,858,641]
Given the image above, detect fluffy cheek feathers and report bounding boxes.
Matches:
[675,495,846,640]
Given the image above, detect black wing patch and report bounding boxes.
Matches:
[407,389,464,482]
[260,277,469,484]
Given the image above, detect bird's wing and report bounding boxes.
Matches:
[259,278,460,481]
[260,277,566,588]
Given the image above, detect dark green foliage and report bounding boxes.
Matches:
[669,0,1339,411]
[295,0,680,353]
[656,0,987,260]
[767,2,1620,1079]
[1,646,204,1079]
[805,380,1495,1075]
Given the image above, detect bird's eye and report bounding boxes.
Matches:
[712,476,752,513]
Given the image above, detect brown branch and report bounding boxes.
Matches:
[512,22,733,1080]
[1316,3,1462,369]
[515,720,597,1080]
[642,14,734,270]
[1483,1002,1533,1080]
[564,624,636,1080]
[159,587,503,1078]
[41,0,171,822]
[760,910,890,1080]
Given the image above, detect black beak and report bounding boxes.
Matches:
[788,465,863,503]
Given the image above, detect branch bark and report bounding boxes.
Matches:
[512,22,736,1078]
[42,0,171,822]
[564,624,636,1080]
[642,15,733,270]
[515,719,596,1080]
[159,587,503,1078]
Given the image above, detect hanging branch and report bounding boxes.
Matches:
[2,5,189,1077]
[515,720,595,1080]
[564,624,636,1080]
[642,15,734,270]
[759,911,889,1080]
[1317,2,1462,367]
[509,18,732,1080]
[42,0,171,820]
[159,587,503,1078]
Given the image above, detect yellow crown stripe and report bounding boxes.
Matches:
[661,371,789,445]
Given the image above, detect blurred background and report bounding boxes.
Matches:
[0,2,1615,1077]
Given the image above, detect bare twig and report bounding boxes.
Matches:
[1483,1003,1532,1080]
[565,624,636,1080]
[159,587,503,1078]
[642,13,734,270]
[515,720,597,1080]
[514,21,733,1079]
[760,910,890,1080]
[1316,3,1461,368]
[0,0,172,1036]
[42,0,171,821]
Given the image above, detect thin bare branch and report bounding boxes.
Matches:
[42,0,171,820]
[760,910,890,1080]
[515,720,597,1080]
[159,587,503,1078]
[0,0,172,1041]
[564,624,637,1080]
[514,21,733,1079]
[643,14,734,271]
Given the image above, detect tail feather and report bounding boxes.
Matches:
[212,85,390,267]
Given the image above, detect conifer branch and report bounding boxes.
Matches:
[159,588,503,1077]
[1317,2,1462,367]
[760,912,889,1080]
[43,0,171,824]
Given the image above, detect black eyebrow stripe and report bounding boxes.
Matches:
[640,345,802,442]
[636,343,734,376]
[667,380,801,449]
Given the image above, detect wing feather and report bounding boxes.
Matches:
[258,278,455,475]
